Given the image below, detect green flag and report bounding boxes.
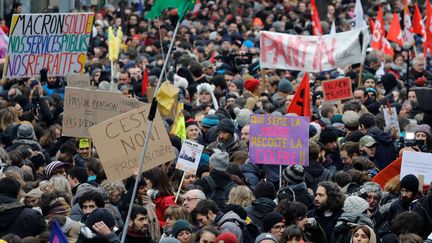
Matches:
[145,0,196,20]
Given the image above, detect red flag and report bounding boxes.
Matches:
[383,37,394,57]
[209,50,217,63]
[142,67,149,96]
[369,18,375,34]
[371,157,401,188]
[371,5,384,50]
[413,3,425,36]
[403,4,414,45]
[286,73,311,117]
[387,12,403,46]
[311,0,323,35]
[425,0,432,55]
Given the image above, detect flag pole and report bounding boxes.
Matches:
[120,19,181,243]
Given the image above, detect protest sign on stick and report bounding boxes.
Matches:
[4,13,94,78]
[63,87,144,138]
[249,115,309,166]
[401,150,432,185]
[383,107,401,137]
[174,140,204,202]
[89,104,175,181]
[322,77,353,101]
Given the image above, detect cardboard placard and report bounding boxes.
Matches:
[4,13,94,78]
[322,77,353,101]
[249,115,309,166]
[176,140,204,175]
[401,151,432,185]
[67,74,91,88]
[89,104,175,181]
[63,87,144,138]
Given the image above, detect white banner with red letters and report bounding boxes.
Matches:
[260,27,369,72]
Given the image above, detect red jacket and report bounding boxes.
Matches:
[153,195,176,228]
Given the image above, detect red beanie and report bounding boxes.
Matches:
[215,232,238,243]
[414,76,426,87]
[244,78,260,92]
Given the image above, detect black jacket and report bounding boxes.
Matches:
[195,170,233,197]
[367,127,397,170]
[246,197,276,230]
[304,160,333,192]
[0,194,46,238]
[308,208,343,243]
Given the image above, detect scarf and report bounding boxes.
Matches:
[217,134,237,152]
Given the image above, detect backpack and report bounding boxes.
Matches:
[222,218,261,243]
[203,176,236,210]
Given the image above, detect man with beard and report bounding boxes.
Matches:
[308,181,345,243]
[123,205,154,243]
[77,190,105,223]
[206,118,248,156]
[386,174,420,221]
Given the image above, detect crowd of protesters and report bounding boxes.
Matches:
[1,0,432,242]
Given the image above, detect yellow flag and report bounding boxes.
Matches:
[171,103,186,141]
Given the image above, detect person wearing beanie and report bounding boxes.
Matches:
[187,62,208,98]
[215,232,238,243]
[186,119,200,142]
[197,114,219,147]
[360,182,385,230]
[196,83,219,110]
[387,174,420,221]
[262,212,285,241]
[415,124,432,152]
[45,161,70,178]
[206,118,248,155]
[172,219,193,243]
[234,108,252,129]
[78,208,120,243]
[9,123,42,152]
[271,78,293,104]
[244,78,260,95]
[255,232,278,243]
[0,178,47,238]
[334,195,373,243]
[194,151,236,209]
[229,79,243,94]
[278,165,314,210]
[319,127,343,171]
[246,180,277,230]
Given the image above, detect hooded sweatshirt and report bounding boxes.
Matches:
[367,127,397,170]
[215,211,246,242]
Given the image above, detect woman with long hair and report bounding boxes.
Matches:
[143,166,176,228]
[350,225,377,243]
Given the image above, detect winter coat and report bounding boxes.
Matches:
[367,127,397,170]
[242,162,261,190]
[7,138,43,152]
[333,212,374,243]
[246,197,276,230]
[308,208,343,243]
[0,194,46,238]
[206,134,248,156]
[377,221,399,243]
[214,211,246,242]
[412,194,432,238]
[280,182,314,210]
[195,169,234,197]
[76,227,120,243]
[153,194,176,228]
[304,160,333,192]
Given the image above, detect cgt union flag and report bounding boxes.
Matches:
[260,27,369,72]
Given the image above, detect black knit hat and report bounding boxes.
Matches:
[86,208,116,232]
[400,174,419,193]
[319,127,339,145]
[254,180,276,199]
[283,165,305,185]
[262,212,285,232]
[0,177,20,198]
[217,118,235,135]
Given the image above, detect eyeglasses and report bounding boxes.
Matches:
[184,197,200,202]
[272,224,285,231]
